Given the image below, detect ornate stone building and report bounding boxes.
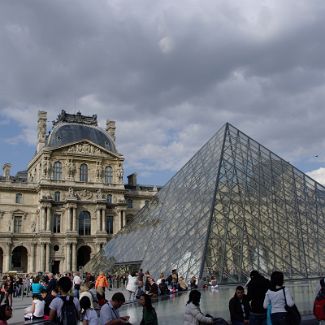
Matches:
[0,110,158,274]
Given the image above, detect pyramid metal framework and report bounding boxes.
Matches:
[86,123,325,283]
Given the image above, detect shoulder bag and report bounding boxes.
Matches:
[282,288,301,325]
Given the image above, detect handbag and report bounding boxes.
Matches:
[282,288,301,325]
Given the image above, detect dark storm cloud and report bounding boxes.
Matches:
[1,0,325,183]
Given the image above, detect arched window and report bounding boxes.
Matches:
[79,211,91,235]
[106,216,114,234]
[54,191,60,202]
[15,193,23,204]
[80,164,88,182]
[105,166,113,184]
[53,161,62,180]
[107,194,112,203]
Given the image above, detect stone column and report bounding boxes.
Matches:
[46,206,51,231]
[4,243,11,272]
[39,243,44,272]
[66,243,71,272]
[72,207,77,232]
[29,244,35,273]
[72,243,77,272]
[101,209,106,232]
[97,208,101,232]
[67,207,72,232]
[45,243,50,272]
[41,207,46,231]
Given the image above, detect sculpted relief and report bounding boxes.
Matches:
[67,143,102,156]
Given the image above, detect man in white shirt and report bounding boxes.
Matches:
[73,272,82,299]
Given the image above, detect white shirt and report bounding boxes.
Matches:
[33,299,45,317]
[263,287,294,314]
[83,308,99,325]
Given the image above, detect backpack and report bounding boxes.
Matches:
[58,296,78,325]
[314,289,325,320]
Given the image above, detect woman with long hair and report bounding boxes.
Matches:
[184,289,214,325]
[80,296,98,325]
[263,271,295,325]
[139,293,158,325]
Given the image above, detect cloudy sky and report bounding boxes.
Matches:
[1,0,325,186]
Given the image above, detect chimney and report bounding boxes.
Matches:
[127,173,137,186]
[106,120,116,141]
[3,163,11,181]
[37,111,47,153]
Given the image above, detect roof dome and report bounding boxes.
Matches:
[47,123,117,153]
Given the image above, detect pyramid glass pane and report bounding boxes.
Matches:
[86,123,325,283]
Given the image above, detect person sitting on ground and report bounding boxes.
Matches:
[178,276,188,291]
[209,276,218,289]
[40,288,53,318]
[190,276,198,289]
[24,293,45,320]
[0,304,12,325]
[80,296,98,325]
[49,276,80,322]
[147,278,159,298]
[158,279,170,296]
[156,273,165,286]
[229,286,250,325]
[139,293,158,325]
[184,289,214,324]
[99,292,130,325]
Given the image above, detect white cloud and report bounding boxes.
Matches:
[306,168,325,186]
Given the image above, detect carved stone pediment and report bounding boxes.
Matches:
[56,141,116,157]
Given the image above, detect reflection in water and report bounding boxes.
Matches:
[119,280,319,325]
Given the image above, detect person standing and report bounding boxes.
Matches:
[126,272,138,302]
[247,270,270,325]
[73,272,82,299]
[263,271,295,325]
[229,286,250,325]
[95,272,109,297]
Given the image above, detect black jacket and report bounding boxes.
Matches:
[229,294,250,322]
[247,275,270,314]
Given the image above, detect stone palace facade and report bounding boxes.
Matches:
[0,110,158,274]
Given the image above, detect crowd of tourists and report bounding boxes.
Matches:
[0,269,324,324]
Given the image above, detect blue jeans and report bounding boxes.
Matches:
[249,313,266,325]
[73,288,80,299]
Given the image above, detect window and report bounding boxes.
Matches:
[14,216,22,233]
[53,214,61,233]
[79,211,91,235]
[53,161,62,180]
[105,166,113,184]
[80,164,88,182]
[106,216,114,234]
[107,194,112,204]
[54,191,60,202]
[15,193,22,204]
[127,199,133,208]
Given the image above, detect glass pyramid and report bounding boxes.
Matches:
[86,123,325,283]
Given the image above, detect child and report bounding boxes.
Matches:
[80,296,98,325]
[24,294,45,320]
